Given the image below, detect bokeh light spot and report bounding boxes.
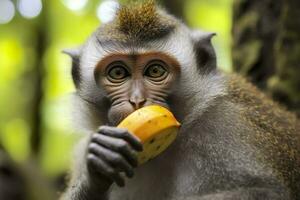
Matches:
[62,0,88,11]
[0,0,15,24]
[17,0,42,19]
[97,0,119,23]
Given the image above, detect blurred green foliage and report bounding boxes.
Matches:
[185,0,233,71]
[0,0,233,179]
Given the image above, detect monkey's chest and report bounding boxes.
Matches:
[108,148,204,200]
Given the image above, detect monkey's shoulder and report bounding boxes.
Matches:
[225,73,300,193]
[225,73,299,132]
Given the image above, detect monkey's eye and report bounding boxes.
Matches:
[107,64,129,82]
[144,63,168,80]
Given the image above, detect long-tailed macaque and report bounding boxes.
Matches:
[61,1,300,199]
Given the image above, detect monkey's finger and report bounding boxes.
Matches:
[88,143,134,178]
[91,133,138,167]
[87,153,125,187]
[98,126,143,151]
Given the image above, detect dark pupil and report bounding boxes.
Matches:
[115,69,122,76]
[152,68,159,74]
[149,65,164,77]
[110,67,126,79]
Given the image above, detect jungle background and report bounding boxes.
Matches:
[0,0,299,199]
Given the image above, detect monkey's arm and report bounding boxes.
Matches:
[59,136,110,200]
[181,187,290,200]
[60,126,143,200]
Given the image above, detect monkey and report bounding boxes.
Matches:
[60,1,300,200]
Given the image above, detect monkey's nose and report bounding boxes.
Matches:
[129,98,146,110]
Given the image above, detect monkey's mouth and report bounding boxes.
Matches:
[108,104,137,126]
[109,108,141,126]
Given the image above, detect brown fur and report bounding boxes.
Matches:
[226,74,300,197]
[95,0,177,42]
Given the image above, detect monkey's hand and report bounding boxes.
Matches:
[86,125,143,190]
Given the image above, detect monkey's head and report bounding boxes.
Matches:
[65,0,223,126]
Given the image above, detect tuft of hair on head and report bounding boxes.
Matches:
[115,0,177,41]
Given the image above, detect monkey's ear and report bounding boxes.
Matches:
[62,47,82,88]
[62,48,81,59]
[191,30,217,73]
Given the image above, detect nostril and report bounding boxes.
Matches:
[129,98,146,109]
[138,99,146,107]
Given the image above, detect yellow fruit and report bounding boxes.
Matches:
[117,105,180,165]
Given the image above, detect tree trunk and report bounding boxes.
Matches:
[0,143,57,200]
[0,145,26,200]
[232,0,300,116]
[160,0,185,22]
[29,0,49,157]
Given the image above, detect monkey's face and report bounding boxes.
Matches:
[67,2,219,127]
[94,52,180,125]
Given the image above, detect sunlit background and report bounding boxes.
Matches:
[0,0,233,186]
